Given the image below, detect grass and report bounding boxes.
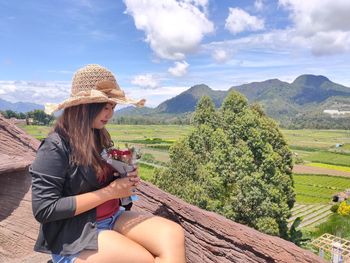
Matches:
[282,129,350,150]
[306,213,350,240]
[139,163,156,181]
[303,151,350,167]
[106,124,193,142]
[121,138,175,144]
[302,213,350,261]
[18,124,51,140]
[306,163,350,173]
[293,174,350,204]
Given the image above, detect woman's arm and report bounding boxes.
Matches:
[31,134,75,223]
[74,171,140,216]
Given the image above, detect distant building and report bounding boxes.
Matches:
[26,118,34,125]
[323,109,350,115]
[333,189,350,202]
[323,103,350,116]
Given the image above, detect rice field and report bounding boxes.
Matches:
[305,163,350,173]
[293,174,350,204]
[281,129,350,150]
[289,204,332,229]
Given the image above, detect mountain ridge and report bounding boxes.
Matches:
[1,74,350,127]
[0,98,44,112]
[114,74,350,128]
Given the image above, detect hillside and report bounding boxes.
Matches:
[0,98,43,112]
[116,74,350,127]
[155,84,227,113]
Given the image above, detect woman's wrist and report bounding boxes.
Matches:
[99,185,114,201]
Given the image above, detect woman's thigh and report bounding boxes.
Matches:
[113,211,185,259]
[75,230,154,263]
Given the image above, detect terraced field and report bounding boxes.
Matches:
[290,174,350,229]
[289,204,332,228]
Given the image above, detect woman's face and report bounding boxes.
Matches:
[92,103,116,129]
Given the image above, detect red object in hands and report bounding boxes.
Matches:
[108,148,132,164]
[109,149,131,156]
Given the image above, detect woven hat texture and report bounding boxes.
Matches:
[71,64,117,95]
[45,64,145,114]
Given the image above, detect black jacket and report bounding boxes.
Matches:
[30,132,114,255]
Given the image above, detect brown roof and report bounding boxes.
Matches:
[0,114,40,173]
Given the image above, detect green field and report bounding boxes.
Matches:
[281,129,350,150]
[282,129,350,167]
[306,163,350,173]
[106,124,193,142]
[294,174,350,204]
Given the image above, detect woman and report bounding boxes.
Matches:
[30,64,186,263]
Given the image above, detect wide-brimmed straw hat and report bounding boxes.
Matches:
[45,64,145,114]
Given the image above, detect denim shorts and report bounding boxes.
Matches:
[51,207,125,263]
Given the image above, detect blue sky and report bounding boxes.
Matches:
[1,0,350,108]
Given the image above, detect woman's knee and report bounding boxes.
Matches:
[158,218,185,247]
[77,230,155,263]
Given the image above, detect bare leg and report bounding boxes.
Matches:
[75,229,155,263]
[113,211,186,263]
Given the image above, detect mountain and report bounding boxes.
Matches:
[227,74,350,121]
[116,105,155,116]
[0,99,44,112]
[155,84,227,113]
[116,74,350,126]
[291,75,350,104]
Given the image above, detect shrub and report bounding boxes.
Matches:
[330,204,340,213]
[337,201,350,216]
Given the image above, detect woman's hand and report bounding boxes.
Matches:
[74,168,141,216]
[127,167,141,188]
[106,168,140,199]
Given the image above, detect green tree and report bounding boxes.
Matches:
[27,109,55,125]
[1,109,18,118]
[288,217,309,246]
[152,91,295,238]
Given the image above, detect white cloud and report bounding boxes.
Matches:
[279,0,350,55]
[0,81,70,104]
[131,74,160,89]
[123,0,214,60]
[0,83,17,93]
[225,8,264,34]
[254,0,264,11]
[212,49,231,63]
[168,61,189,77]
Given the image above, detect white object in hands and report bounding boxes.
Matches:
[101,149,139,205]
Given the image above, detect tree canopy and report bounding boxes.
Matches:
[152,91,295,238]
[0,109,54,125]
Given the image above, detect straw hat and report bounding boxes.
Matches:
[45,64,145,114]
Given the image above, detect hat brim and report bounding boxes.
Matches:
[45,93,145,115]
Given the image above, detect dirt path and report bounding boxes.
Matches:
[293,164,350,178]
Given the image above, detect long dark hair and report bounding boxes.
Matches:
[52,102,114,181]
